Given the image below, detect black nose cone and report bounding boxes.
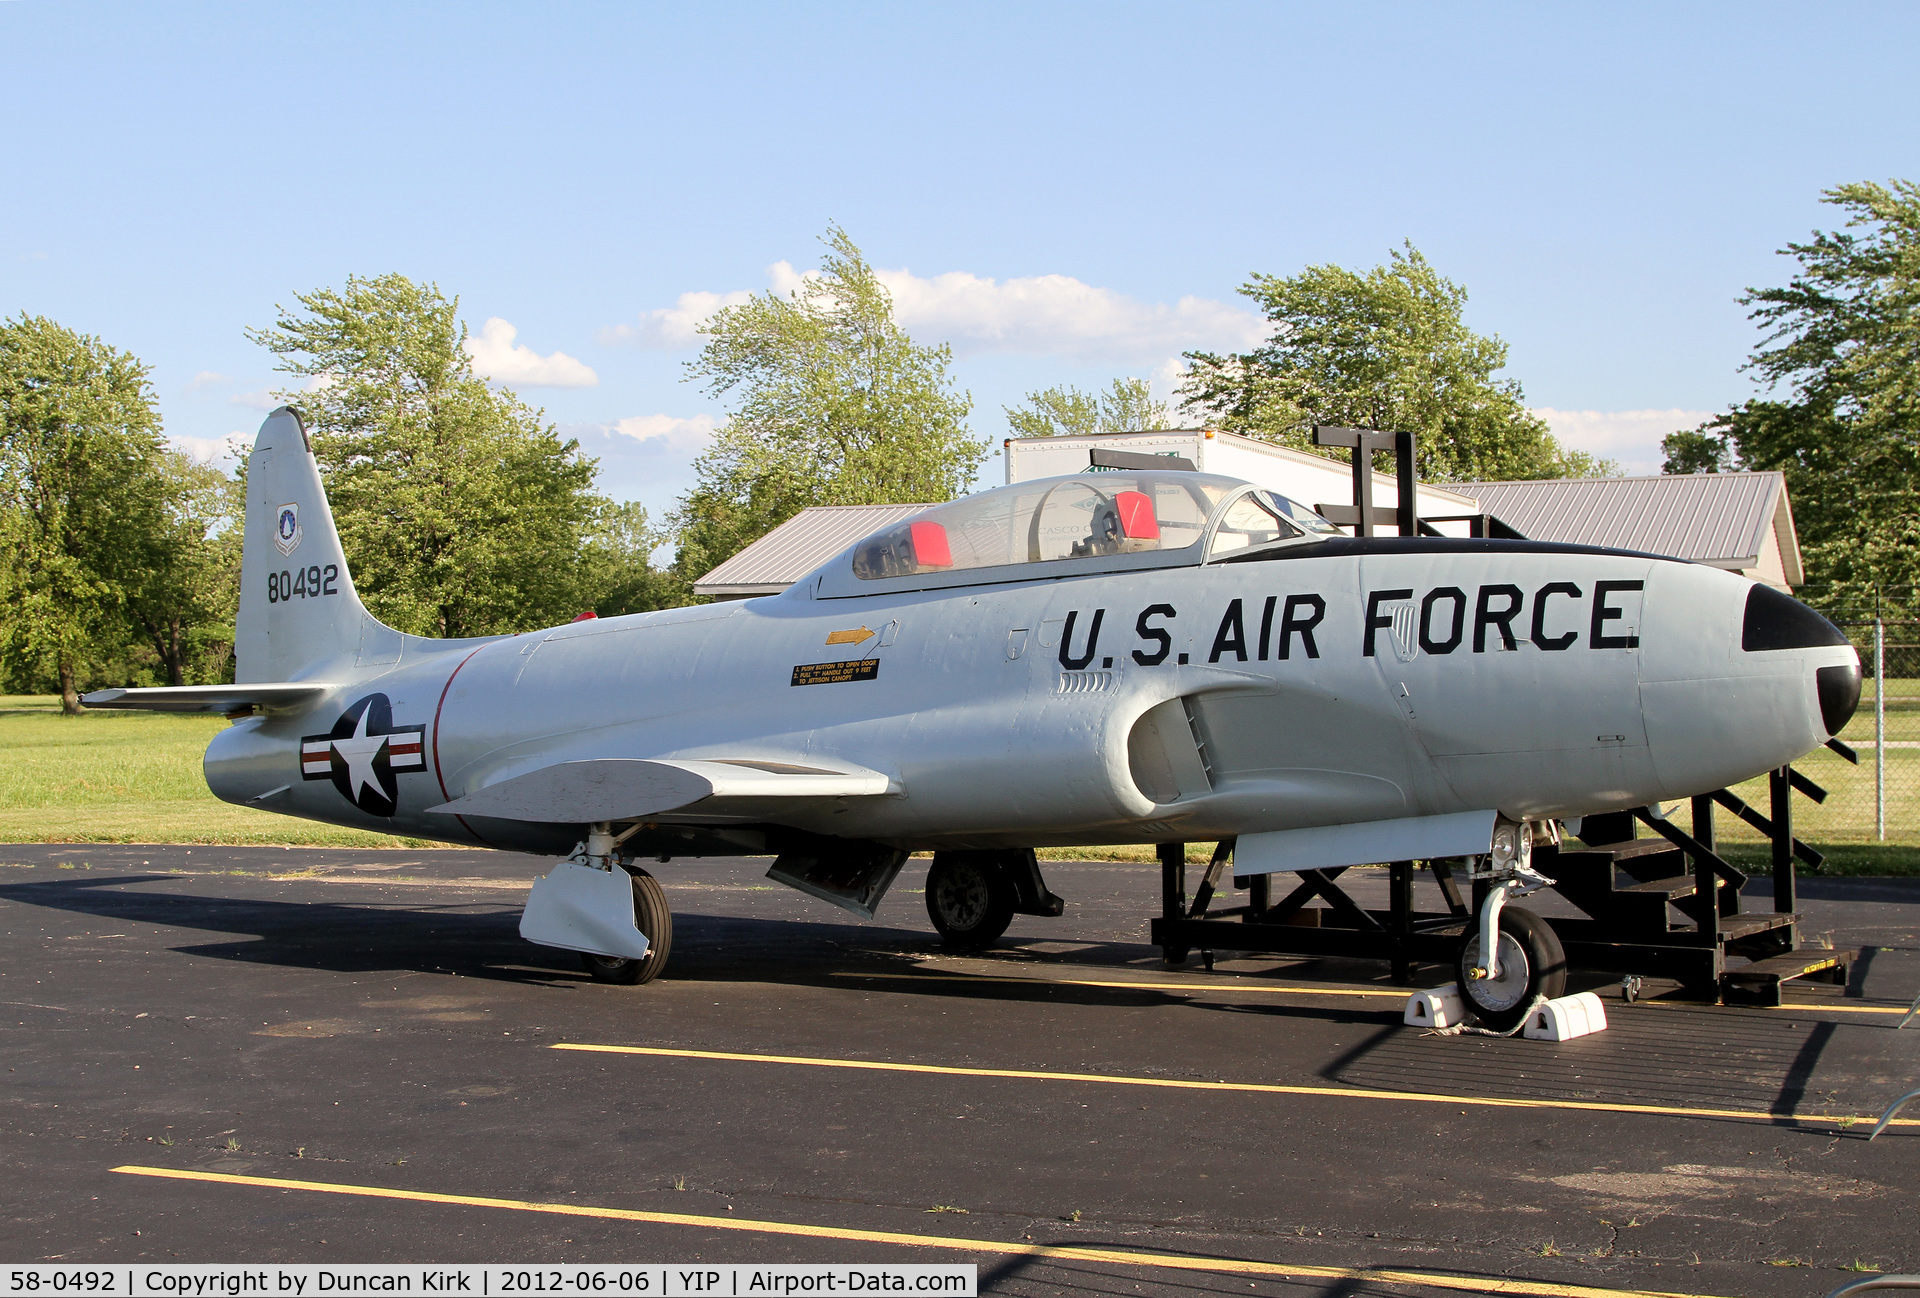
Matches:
[1743,584,1849,651]
[1817,663,1861,736]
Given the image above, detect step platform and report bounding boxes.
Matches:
[1720,948,1855,1007]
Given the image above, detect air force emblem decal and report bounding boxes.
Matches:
[274,502,302,556]
[301,693,427,816]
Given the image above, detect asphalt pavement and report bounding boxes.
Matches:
[3,843,1917,1297]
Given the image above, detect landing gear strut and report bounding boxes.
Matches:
[1457,818,1565,1030]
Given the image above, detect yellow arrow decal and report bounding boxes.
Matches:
[825,626,875,646]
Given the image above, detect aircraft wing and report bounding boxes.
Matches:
[425,757,894,823]
[80,683,336,715]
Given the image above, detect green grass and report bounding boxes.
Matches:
[1716,841,1920,877]
[0,696,424,847]
[1711,747,1919,850]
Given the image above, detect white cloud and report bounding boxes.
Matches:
[184,370,231,394]
[877,268,1267,363]
[599,289,758,349]
[606,261,1266,366]
[561,414,721,522]
[569,413,719,458]
[229,388,281,410]
[463,317,598,388]
[168,431,251,466]
[1532,408,1716,477]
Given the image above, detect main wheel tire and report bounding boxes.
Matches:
[925,852,1017,949]
[1456,905,1566,1032]
[581,866,673,985]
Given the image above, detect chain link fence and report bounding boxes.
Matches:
[1717,585,1920,849]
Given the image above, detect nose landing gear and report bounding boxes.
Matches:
[1457,818,1567,1031]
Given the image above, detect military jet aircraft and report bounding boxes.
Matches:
[87,409,1860,1026]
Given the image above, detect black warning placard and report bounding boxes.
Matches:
[790,659,881,687]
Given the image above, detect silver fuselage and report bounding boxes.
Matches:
[207,540,1850,857]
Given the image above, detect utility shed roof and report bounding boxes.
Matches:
[693,503,932,597]
[1453,471,1802,586]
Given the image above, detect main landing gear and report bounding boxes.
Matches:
[580,864,674,985]
[925,849,1066,950]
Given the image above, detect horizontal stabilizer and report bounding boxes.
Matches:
[1234,809,1499,876]
[80,683,335,715]
[428,757,892,823]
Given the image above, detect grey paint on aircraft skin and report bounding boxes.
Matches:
[95,410,1855,866]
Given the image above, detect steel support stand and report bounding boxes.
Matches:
[1770,766,1796,918]
[1692,794,1723,938]
[1876,616,1887,842]
[1389,860,1414,983]
[1158,841,1186,921]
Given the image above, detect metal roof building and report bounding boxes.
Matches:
[693,503,931,599]
[1453,472,1801,589]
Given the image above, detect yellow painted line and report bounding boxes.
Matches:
[1639,1000,1915,1016]
[881,968,1918,1014]
[836,970,1408,998]
[110,1165,1727,1298]
[553,1043,1920,1131]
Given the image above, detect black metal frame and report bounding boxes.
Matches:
[1149,768,1832,995]
[1147,425,1849,1001]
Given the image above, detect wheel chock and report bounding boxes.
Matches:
[1404,982,1467,1028]
[1523,991,1609,1041]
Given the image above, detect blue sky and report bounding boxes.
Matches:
[4,2,1916,520]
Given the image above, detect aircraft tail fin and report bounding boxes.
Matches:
[234,407,400,683]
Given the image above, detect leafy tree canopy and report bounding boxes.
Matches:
[1180,244,1612,482]
[1660,427,1738,474]
[0,314,181,710]
[1005,377,1174,439]
[1707,180,1920,590]
[672,226,983,586]
[249,274,653,636]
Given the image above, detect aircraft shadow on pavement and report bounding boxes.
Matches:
[1317,994,1861,1121]
[4,871,1404,1025]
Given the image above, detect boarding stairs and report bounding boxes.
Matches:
[1539,774,1856,1005]
[1150,761,1855,1004]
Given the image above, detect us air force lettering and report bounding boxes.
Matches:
[85,409,1860,1022]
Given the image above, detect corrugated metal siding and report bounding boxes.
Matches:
[693,503,932,594]
[1454,473,1784,565]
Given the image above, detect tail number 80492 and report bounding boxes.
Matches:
[268,563,339,603]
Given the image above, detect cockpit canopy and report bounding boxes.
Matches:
[845,471,1341,586]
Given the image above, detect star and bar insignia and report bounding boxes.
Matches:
[300,693,427,817]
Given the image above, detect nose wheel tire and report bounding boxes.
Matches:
[1456,905,1566,1032]
[581,866,673,985]
[926,852,1017,949]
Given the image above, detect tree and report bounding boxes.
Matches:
[0,315,174,712]
[249,274,643,637]
[1708,180,1920,590]
[1180,243,1612,482]
[120,451,244,686]
[671,226,984,583]
[1660,427,1737,474]
[580,500,682,617]
[1004,377,1174,438]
